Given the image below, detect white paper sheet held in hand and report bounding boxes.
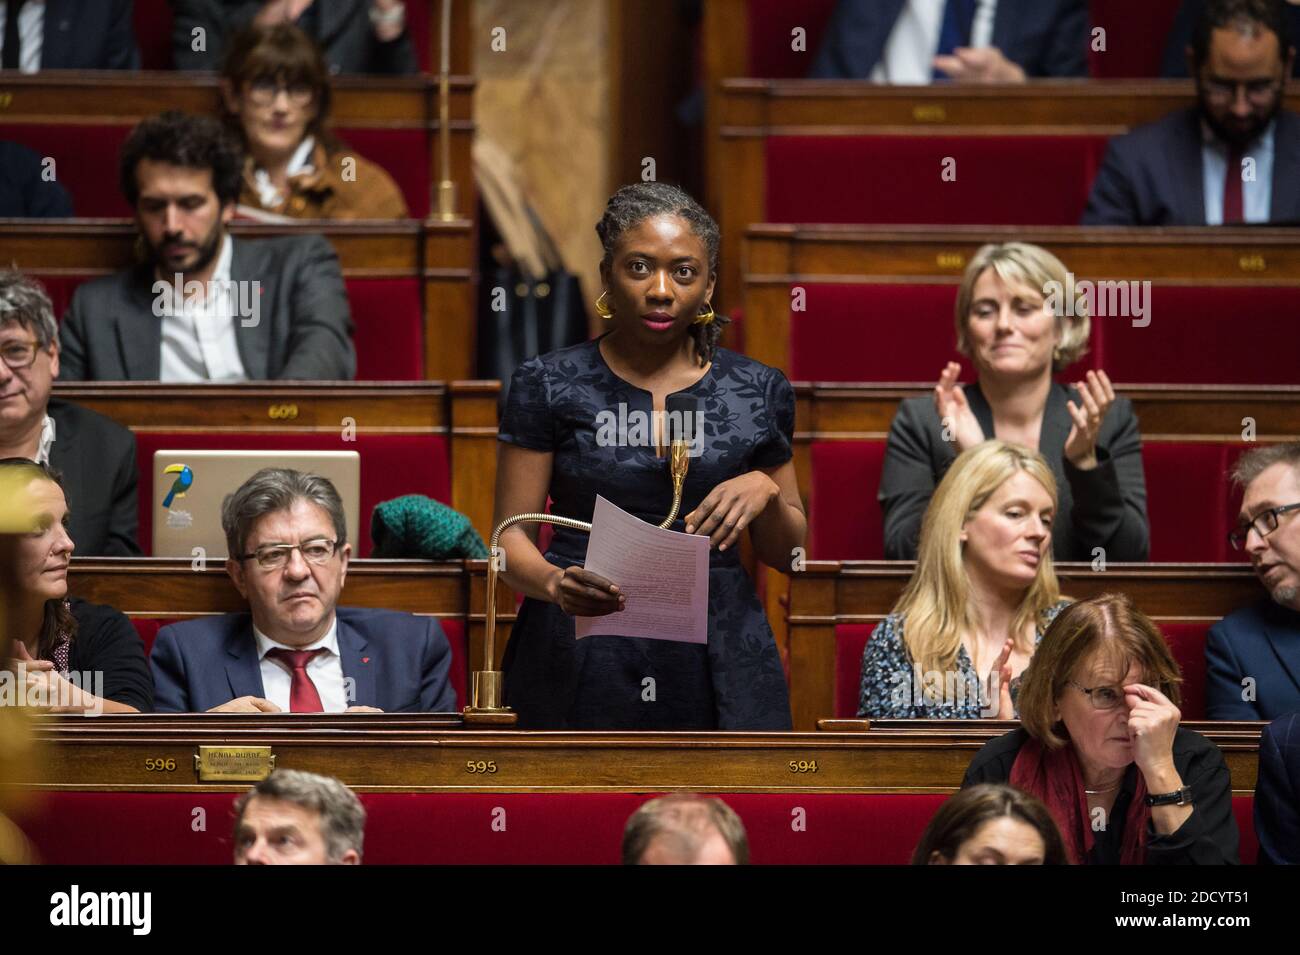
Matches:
[575,495,709,644]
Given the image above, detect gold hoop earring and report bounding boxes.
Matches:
[693,301,715,325]
[595,290,614,320]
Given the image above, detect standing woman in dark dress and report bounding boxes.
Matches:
[493,183,807,730]
[0,459,153,713]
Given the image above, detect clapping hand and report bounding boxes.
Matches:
[933,362,985,452]
[933,46,1027,83]
[1063,370,1115,471]
[983,638,1016,720]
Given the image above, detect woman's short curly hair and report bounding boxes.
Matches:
[954,242,1090,372]
[119,110,244,208]
[595,182,726,366]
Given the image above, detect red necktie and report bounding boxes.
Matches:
[266,648,326,712]
[1223,145,1245,224]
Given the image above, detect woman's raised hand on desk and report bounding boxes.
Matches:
[933,362,984,453]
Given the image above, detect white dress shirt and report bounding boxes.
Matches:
[35,412,54,465]
[252,135,317,208]
[871,0,998,85]
[0,0,44,74]
[1202,120,1275,225]
[158,234,249,382]
[254,617,350,713]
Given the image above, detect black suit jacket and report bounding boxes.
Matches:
[57,234,356,382]
[880,381,1149,562]
[1082,107,1300,225]
[170,0,417,74]
[38,0,140,70]
[1205,598,1300,721]
[0,141,72,217]
[150,606,457,713]
[48,397,141,556]
[809,0,1089,79]
[1256,711,1300,865]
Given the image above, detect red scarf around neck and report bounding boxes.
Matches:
[1009,735,1149,865]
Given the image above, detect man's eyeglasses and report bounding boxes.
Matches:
[1228,502,1300,550]
[1067,679,1125,711]
[0,338,44,370]
[1201,77,1283,106]
[239,538,338,570]
[246,78,314,106]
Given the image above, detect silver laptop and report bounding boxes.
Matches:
[152,450,361,559]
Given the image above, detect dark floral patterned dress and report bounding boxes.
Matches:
[857,601,1071,719]
[497,337,794,730]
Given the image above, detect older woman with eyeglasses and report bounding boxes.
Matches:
[964,593,1238,864]
[219,22,409,220]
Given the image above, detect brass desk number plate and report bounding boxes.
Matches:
[195,746,276,782]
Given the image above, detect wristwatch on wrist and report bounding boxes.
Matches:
[1145,786,1193,807]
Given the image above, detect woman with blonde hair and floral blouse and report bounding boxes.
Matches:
[859,440,1070,719]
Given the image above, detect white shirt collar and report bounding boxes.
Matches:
[35,413,55,466]
[253,614,339,661]
[252,136,317,208]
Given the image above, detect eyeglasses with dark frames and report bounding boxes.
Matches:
[1228,503,1300,551]
[1066,679,1126,711]
[238,538,338,570]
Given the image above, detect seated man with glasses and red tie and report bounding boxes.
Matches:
[1083,0,1300,226]
[1205,442,1300,720]
[151,467,457,713]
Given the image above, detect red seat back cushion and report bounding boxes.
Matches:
[1101,288,1300,385]
[836,623,873,718]
[335,128,429,218]
[346,278,424,379]
[0,125,134,217]
[133,0,174,70]
[1233,795,1258,865]
[1161,622,1208,721]
[810,441,886,560]
[1089,0,1184,79]
[745,0,839,77]
[766,136,1108,226]
[133,432,451,557]
[17,792,947,864]
[1141,443,1244,564]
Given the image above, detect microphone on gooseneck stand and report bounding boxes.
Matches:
[664,394,699,527]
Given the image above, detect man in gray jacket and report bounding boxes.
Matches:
[58,111,355,383]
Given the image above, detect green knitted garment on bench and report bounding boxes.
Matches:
[370,495,489,560]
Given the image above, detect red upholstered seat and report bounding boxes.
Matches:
[809,440,887,559]
[1162,622,1209,721]
[1089,0,1184,78]
[133,0,175,70]
[1101,287,1300,385]
[17,789,1257,864]
[0,124,134,217]
[1141,443,1247,564]
[132,432,452,558]
[836,622,874,718]
[17,791,943,865]
[345,277,424,379]
[765,136,1108,226]
[127,615,467,707]
[792,284,966,382]
[1233,796,1259,865]
[335,128,430,218]
[745,0,839,77]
